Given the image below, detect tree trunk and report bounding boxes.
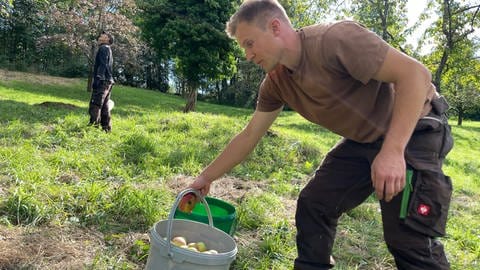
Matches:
[380,0,389,41]
[457,109,463,126]
[216,81,221,104]
[183,83,197,113]
[86,43,95,92]
[216,80,228,104]
[433,50,449,94]
[146,63,153,89]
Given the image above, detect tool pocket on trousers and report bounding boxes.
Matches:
[406,116,453,171]
[408,117,443,154]
[403,170,452,237]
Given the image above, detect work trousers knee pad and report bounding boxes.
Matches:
[387,238,450,270]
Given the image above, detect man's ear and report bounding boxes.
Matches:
[270,18,281,36]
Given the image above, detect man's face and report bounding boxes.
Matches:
[235,21,281,72]
[97,34,110,45]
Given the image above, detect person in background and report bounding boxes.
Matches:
[188,0,454,269]
[89,30,114,132]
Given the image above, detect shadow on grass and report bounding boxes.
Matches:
[0,99,84,124]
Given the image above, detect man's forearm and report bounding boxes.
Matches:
[382,75,431,154]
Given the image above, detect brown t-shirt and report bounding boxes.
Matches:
[257,21,434,143]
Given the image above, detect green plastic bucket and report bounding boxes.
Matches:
[145,189,237,270]
[174,196,237,236]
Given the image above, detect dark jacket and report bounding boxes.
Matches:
[93,44,114,86]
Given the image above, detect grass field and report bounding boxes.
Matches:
[0,69,479,269]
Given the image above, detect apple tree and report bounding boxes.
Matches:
[441,41,480,125]
[342,0,411,53]
[137,0,237,112]
[422,0,480,94]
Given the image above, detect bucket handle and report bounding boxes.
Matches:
[166,188,213,257]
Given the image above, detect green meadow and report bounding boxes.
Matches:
[0,71,478,269]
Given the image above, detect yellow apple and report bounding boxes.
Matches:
[196,242,207,252]
[171,236,187,247]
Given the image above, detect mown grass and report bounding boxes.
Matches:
[0,71,478,269]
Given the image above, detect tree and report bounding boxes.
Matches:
[137,0,237,112]
[280,0,337,28]
[223,59,264,108]
[0,0,47,70]
[39,0,144,91]
[442,42,480,125]
[424,0,480,93]
[344,0,410,53]
[0,1,13,28]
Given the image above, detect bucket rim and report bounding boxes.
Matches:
[175,196,236,221]
[151,219,238,259]
[203,196,236,212]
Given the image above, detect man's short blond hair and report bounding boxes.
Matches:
[225,0,291,38]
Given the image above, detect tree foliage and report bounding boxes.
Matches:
[0,0,14,28]
[221,59,264,108]
[137,0,237,112]
[280,0,336,28]
[39,0,145,91]
[441,41,480,125]
[417,0,480,124]
[344,0,410,53]
[0,0,47,70]
[424,0,479,94]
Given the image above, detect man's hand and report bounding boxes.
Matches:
[371,148,406,202]
[188,175,212,197]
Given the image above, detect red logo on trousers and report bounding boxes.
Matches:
[417,204,431,216]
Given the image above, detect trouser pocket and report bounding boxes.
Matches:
[403,170,452,237]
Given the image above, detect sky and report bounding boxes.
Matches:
[406,0,479,56]
[406,0,433,51]
[406,0,428,25]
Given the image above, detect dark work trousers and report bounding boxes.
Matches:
[89,82,113,132]
[294,96,453,270]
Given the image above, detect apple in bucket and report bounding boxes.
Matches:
[170,236,219,254]
[171,236,187,247]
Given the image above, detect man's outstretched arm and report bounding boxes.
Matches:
[190,107,283,196]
